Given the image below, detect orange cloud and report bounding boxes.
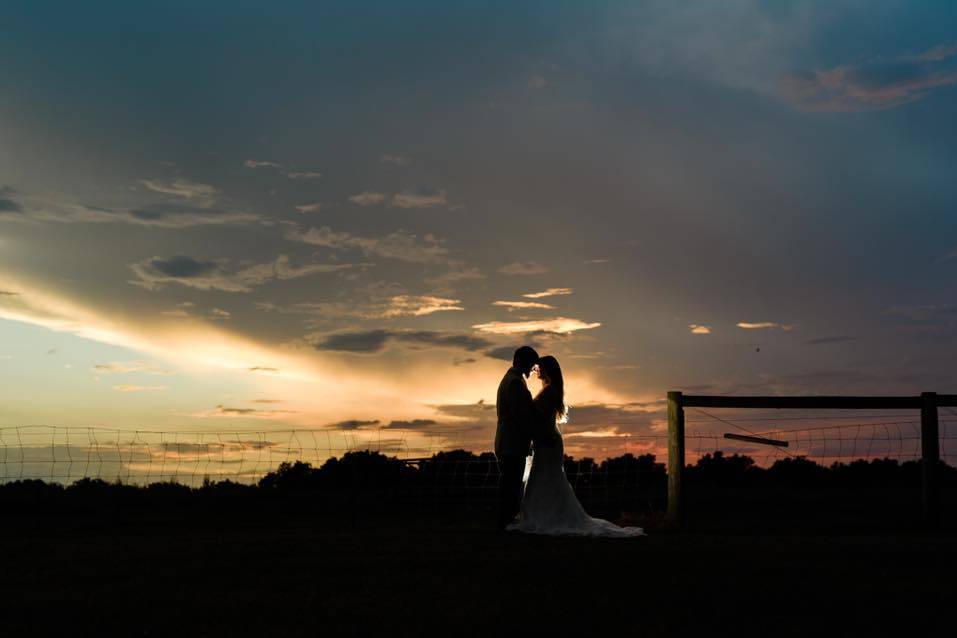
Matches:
[472,317,601,335]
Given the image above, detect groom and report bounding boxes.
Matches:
[494,345,540,529]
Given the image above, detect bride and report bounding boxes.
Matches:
[507,355,645,538]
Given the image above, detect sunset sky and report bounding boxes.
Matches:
[3,1,957,459]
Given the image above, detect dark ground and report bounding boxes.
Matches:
[3,491,956,637]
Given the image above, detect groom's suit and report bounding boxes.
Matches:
[495,366,538,528]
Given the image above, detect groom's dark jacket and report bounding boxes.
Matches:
[495,366,539,458]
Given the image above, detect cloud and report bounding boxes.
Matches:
[329,419,381,430]
[247,366,280,373]
[425,268,485,295]
[523,288,572,299]
[124,203,264,228]
[499,262,548,275]
[130,254,358,292]
[689,324,711,335]
[472,317,601,335]
[1,191,265,228]
[294,203,322,214]
[255,292,461,321]
[736,322,794,331]
[136,255,219,279]
[480,328,575,361]
[391,188,447,209]
[432,400,497,424]
[493,300,555,311]
[349,191,387,206]
[112,384,167,392]
[919,43,957,62]
[286,226,453,264]
[286,170,322,179]
[528,74,547,89]
[244,159,282,169]
[781,44,957,112]
[380,154,413,166]
[313,329,493,354]
[233,255,361,286]
[483,345,525,361]
[193,404,297,419]
[139,178,219,202]
[382,419,437,429]
[349,187,449,209]
[0,186,22,213]
[243,159,320,179]
[161,302,231,321]
[93,360,176,376]
[381,295,464,317]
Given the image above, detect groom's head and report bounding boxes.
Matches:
[512,346,540,377]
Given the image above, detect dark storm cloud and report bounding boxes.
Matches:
[313,329,494,354]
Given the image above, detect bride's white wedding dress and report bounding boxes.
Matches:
[507,414,645,538]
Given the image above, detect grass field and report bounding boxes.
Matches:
[3,497,955,637]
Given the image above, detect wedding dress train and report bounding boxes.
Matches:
[507,427,645,538]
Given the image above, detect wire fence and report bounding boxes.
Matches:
[684,410,957,469]
[0,425,673,515]
[2,415,954,495]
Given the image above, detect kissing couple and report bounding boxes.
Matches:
[495,346,645,537]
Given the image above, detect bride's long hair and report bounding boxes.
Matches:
[536,355,568,425]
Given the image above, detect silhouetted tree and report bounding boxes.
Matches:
[686,452,761,487]
[765,455,829,488]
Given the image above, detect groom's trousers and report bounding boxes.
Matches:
[497,454,526,529]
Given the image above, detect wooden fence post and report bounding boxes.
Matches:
[665,391,685,528]
[921,392,940,528]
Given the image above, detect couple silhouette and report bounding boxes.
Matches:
[494,346,644,537]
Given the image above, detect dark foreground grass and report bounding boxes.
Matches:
[2,498,956,637]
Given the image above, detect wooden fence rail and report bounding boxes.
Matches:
[665,391,952,529]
